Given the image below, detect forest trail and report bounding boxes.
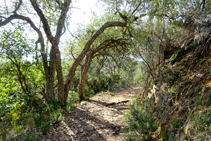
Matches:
[42,86,143,141]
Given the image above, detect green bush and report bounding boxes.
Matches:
[206,95,211,105]
[31,98,64,134]
[124,100,158,141]
[86,74,122,95]
[66,90,79,110]
[0,94,65,140]
[0,103,35,140]
[186,108,211,140]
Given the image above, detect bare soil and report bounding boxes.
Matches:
[41,86,143,141]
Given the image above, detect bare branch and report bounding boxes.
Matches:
[55,0,71,44]
[131,0,142,16]
[13,0,22,14]
[30,0,54,42]
[70,46,76,60]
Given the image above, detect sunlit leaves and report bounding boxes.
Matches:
[0,27,33,62]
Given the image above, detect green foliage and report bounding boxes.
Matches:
[0,27,33,61]
[160,131,166,141]
[30,97,64,134]
[206,95,211,106]
[0,27,61,139]
[87,74,121,95]
[0,93,65,140]
[168,133,174,141]
[66,91,79,110]
[195,86,206,107]
[171,119,180,128]
[170,50,180,63]
[0,103,34,140]
[186,108,211,139]
[124,100,158,141]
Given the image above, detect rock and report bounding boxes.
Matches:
[74,130,78,134]
[78,124,82,128]
[85,125,94,131]
[80,101,87,106]
[80,131,87,137]
[79,128,84,133]
[90,134,97,140]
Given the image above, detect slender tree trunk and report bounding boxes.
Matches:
[46,46,56,102]
[78,53,93,101]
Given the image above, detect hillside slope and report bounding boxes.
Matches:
[142,34,211,140]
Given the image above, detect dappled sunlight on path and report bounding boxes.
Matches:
[42,86,142,141]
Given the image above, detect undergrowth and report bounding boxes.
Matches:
[124,100,158,141]
[0,94,65,141]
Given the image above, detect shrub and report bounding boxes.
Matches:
[186,108,211,140]
[0,103,34,140]
[0,95,65,140]
[86,74,122,95]
[124,100,158,141]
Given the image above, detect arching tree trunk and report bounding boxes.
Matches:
[63,21,127,105]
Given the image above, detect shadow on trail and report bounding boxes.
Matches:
[63,106,122,140]
[88,99,130,114]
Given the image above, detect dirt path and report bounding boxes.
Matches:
[42,86,142,141]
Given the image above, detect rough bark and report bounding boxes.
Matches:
[54,0,72,104]
[30,0,71,104]
[30,0,57,101]
[78,53,93,101]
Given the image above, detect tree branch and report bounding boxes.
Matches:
[13,0,22,14]
[30,0,54,42]
[0,13,48,74]
[55,0,71,44]
[131,0,142,16]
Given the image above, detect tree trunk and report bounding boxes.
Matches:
[78,53,93,101]
[46,73,55,102]
[56,50,65,104]
[46,44,56,102]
